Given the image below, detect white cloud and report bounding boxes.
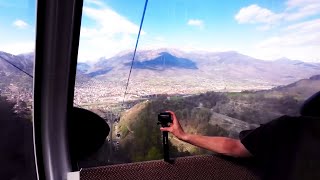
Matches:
[235,1,320,26]
[285,18,320,33]
[235,4,282,24]
[0,41,34,54]
[78,3,146,62]
[259,19,320,48]
[187,19,204,28]
[13,20,29,29]
[234,1,320,62]
[285,1,320,21]
[140,36,168,50]
[286,0,320,8]
[85,0,104,6]
[250,45,320,62]
[154,36,165,41]
[82,6,144,36]
[256,24,272,31]
[251,18,320,61]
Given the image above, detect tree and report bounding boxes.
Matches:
[145,146,162,160]
[0,96,36,180]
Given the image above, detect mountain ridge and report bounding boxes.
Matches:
[1,49,320,99]
[81,50,320,91]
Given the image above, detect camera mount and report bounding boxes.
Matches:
[158,112,173,163]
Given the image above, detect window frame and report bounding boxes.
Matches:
[33,0,84,179]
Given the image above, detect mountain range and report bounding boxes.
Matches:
[83,49,320,86]
[0,52,33,92]
[77,49,320,96]
[1,49,320,95]
[0,51,33,76]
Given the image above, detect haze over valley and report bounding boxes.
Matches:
[74,49,320,108]
[1,49,320,111]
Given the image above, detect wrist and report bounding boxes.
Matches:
[179,132,189,142]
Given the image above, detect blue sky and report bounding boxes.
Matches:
[0,0,319,62]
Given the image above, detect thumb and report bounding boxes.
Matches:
[160,127,171,132]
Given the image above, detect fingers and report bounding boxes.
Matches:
[166,110,178,123]
[161,111,179,133]
[160,127,171,132]
[166,110,174,114]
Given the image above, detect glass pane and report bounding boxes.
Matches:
[0,0,36,179]
[75,0,320,167]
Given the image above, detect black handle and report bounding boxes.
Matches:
[158,112,173,163]
[162,131,170,162]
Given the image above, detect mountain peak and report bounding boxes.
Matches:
[310,74,320,80]
[274,57,304,64]
[131,51,198,70]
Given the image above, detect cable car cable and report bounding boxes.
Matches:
[0,56,33,78]
[121,0,149,107]
[103,0,148,161]
[0,57,84,107]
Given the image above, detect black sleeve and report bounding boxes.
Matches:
[239,116,291,159]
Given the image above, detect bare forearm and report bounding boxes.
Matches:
[181,134,251,157]
[159,111,251,157]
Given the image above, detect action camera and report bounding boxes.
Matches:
[158,112,172,127]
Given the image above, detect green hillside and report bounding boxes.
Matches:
[115,75,320,163]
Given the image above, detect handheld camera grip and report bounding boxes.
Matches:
[158,112,173,162]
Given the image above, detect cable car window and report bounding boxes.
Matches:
[0,0,36,179]
[74,0,320,167]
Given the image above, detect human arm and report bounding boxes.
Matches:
[160,111,252,158]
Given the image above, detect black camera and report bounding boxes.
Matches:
[158,112,172,127]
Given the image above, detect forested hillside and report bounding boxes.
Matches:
[116,92,305,162]
[0,96,35,180]
[82,75,320,165]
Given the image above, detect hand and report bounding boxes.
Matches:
[160,111,187,141]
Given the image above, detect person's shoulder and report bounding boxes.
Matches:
[269,115,320,133]
[251,115,301,137]
[267,115,304,126]
[273,115,320,124]
[240,115,319,140]
[271,115,298,121]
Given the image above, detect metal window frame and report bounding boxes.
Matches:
[31,1,264,180]
[33,0,83,179]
